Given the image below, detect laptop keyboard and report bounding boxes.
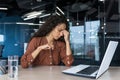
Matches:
[77,66,99,75]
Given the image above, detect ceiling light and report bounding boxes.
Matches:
[55,12,60,16]
[67,18,70,21]
[27,12,42,18]
[23,11,43,18]
[16,22,42,25]
[39,13,51,18]
[16,22,34,25]
[99,0,104,2]
[22,10,44,20]
[0,7,8,10]
[23,16,37,20]
[76,22,79,25]
[56,6,64,15]
[76,12,79,26]
[39,21,45,24]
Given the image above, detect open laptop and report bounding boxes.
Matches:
[62,41,118,79]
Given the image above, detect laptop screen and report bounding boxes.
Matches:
[96,41,118,78]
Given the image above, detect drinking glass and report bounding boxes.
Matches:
[8,55,18,78]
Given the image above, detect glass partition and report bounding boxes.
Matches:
[0,23,39,58]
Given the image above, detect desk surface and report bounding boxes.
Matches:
[0,66,120,80]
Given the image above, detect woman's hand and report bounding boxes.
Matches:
[62,30,72,56]
[38,44,51,50]
[62,30,70,42]
[37,44,53,50]
[32,44,53,59]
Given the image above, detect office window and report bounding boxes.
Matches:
[70,20,100,61]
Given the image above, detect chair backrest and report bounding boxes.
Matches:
[0,45,4,57]
[24,43,28,53]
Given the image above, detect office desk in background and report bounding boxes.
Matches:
[0,66,120,80]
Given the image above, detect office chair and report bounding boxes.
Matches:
[0,45,4,57]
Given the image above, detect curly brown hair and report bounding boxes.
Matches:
[31,15,69,42]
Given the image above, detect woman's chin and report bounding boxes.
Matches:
[54,37,59,40]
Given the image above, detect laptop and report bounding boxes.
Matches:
[62,41,118,79]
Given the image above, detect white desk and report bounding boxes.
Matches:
[0,66,120,80]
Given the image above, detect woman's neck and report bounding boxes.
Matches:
[46,35,54,45]
[46,35,54,50]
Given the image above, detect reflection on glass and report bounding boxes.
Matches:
[0,35,4,42]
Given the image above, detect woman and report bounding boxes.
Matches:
[21,15,74,68]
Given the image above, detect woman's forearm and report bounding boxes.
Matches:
[65,41,72,56]
[31,46,42,59]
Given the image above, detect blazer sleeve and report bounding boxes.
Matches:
[59,42,74,66]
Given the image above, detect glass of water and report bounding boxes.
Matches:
[8,55,18,78]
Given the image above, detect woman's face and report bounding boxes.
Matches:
[51,23,66,40]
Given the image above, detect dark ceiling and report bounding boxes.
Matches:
[0,0,119,22]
